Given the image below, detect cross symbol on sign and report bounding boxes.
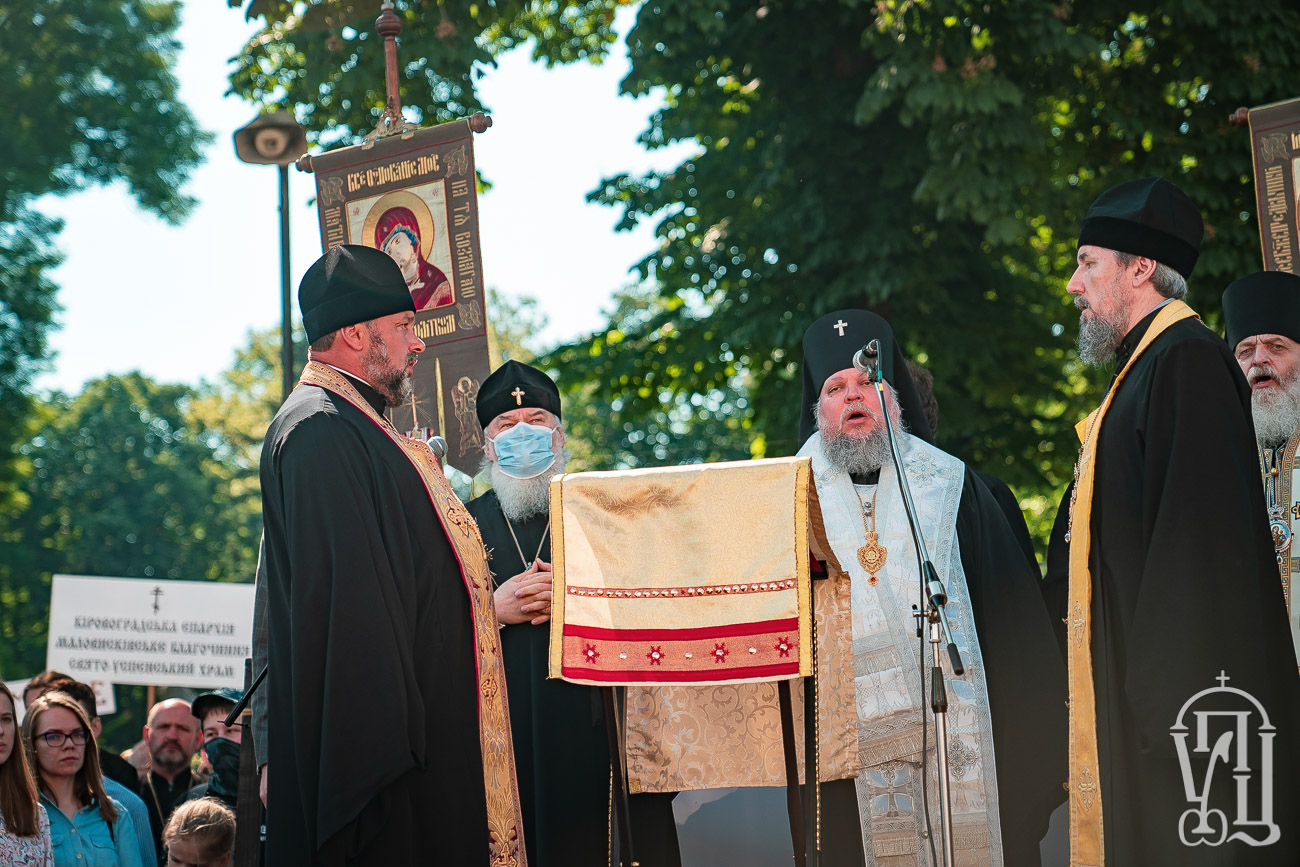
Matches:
[833,319,848,337]
[511,387,525,405]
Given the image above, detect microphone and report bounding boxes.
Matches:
[852,339,880,374]
[428,436,448,460]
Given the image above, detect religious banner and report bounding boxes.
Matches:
[1249,96,1300,274]
[548,457,816,686]
[307,118,491,475]
[45,575,255,689]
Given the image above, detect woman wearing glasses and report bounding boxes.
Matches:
[0,681,54,865]
[21,692,143,867]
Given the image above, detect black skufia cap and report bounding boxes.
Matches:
[797,309,933,447]
[1223,270,1300,349]
[1077,176,1203,279]
[476,360,562,430]
[299,245,416,343]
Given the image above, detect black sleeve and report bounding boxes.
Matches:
[1123,340,1300,760]
[957,470,1067,866]
[268,414,426,849]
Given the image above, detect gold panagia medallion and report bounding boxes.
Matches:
[858,531,887,585]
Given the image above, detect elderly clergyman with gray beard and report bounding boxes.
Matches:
[465,360,682,867]
[792,310,1065,866]
[1224,269,1300,670]
[1041,178,1300,866]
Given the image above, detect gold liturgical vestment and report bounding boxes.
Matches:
[548,457,815,686]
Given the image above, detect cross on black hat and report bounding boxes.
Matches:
[476,360,562,429]
[797,310,933,447]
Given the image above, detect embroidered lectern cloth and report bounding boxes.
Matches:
[548,457,816,685]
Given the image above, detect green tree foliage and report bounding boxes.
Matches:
[188,325,308,556]
[0,375,252,681]
[0,0,209,485]
[230,0,622,146]
[553,0,1300,533]
[231,0,1300,538]
[0,208,61,499]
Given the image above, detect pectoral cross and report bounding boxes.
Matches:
[511,387,525,405]
[833,319,848,337]
[151,586,164,614]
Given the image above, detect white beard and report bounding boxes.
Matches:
[488,449,569,521]
[818,397,908,476]
[1252,369,1300,447]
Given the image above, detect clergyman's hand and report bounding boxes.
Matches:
[495,560,554,626]
[515,559,554,625]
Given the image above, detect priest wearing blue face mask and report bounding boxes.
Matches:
[466,361,681,866]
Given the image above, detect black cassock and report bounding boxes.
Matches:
[821,464,1067,867]
[1043,307,1300,865]
[466,490,609,866]
[467,489,683,867]
[261,374,489,865]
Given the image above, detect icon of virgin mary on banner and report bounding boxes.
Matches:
[306,117,493,476]
[359,188,455,311]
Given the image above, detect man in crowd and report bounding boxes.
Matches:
[790,309,1066,865]
[1047,176,1300,864]
[142,698,202,861]
[178,687,243,809]
[24,676,157,865]
[260,244,522,864]
[466,359,680,866]
[1223,269,1300,668]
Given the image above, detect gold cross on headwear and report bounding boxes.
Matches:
[833,319,848,337]
[511,387,525,405]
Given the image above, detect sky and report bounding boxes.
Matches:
[34,2,692,395]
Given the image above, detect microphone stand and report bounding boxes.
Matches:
[856,344,963,867]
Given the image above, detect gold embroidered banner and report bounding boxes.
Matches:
[1249,96,1300,274]
[548,458,816,686]
[305,119,492,474]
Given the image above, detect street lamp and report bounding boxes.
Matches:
[234,112,308,404]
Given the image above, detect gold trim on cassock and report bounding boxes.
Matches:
[1065,300,1196,867]
[298,362,526,867]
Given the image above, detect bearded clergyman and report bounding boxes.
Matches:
[466,360,681,866]
[1041,177,1300,866]
[260,245,524,865]
[623,310,1066,866]
[1224,269,1300,669]
[794,310,1065,865]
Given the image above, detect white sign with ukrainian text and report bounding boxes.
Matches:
[46,574,254,689]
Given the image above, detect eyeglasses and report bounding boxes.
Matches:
[34,729,89,748]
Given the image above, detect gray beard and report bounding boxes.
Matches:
[1076,312,1127,365]
[362,323,415,407]
[488,449,569,521]
[1253,378,1300,447]
[821,424,907,476]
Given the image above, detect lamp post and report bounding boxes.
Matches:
[234,112,308,404]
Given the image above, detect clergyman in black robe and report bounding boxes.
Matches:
[797,310,1067,866]
[260,246,524,866]
[466,360,680,866]
[1048,177,1300,865]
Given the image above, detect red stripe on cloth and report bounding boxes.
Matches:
[564,617,799,642]
[561,662,801,683]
